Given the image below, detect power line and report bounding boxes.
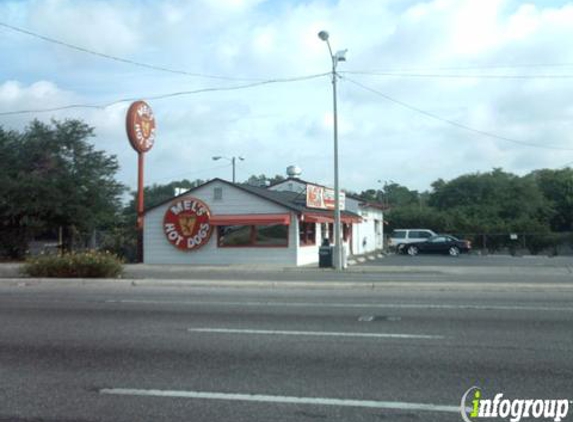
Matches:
[0,103,104,116]
[0,72,330,116]
[0,21,259,82]
[346,63,573,72]
[5,21,573,81]
[148,163,232,184]
[340,70,573,79]
[341,75,573,152]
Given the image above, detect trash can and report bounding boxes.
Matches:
[319,245,333,268]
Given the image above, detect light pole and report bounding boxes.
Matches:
[318,30,347,270]
[212,156,244,183]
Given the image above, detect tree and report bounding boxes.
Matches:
[527,168,573,232]
[123,178,206,217]
[385,207,447,233]
[428,168,551,231]
[384,182,420,208]
[359,182,420,208]
[0,119,126,258]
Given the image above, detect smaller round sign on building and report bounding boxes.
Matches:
[163,197,213,251]
[126,100,156,153]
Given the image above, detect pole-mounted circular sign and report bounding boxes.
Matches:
[163,197,213,251]
[126,100,156,153]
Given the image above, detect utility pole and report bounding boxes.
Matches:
[318,30,347,270]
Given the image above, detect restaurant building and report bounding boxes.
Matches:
[143,176,384,266]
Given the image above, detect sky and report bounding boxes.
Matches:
[1,0,573,195]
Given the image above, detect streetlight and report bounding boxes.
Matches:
[212,155,244,183]
[318,30,347,270]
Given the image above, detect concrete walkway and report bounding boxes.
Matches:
[2,258,572,280]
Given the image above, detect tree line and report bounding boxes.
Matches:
[359,168,572,235]
[358,169,573,253]
[1,119,571,259]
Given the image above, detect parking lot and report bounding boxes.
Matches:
[359,252,573,268]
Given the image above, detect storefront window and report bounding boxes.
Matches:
[218,225,252,247]
[343,223,351,242]
[256,224,288,246]
[218,224,288,247]
[326,223,350,243]
[299,222,316,246]
[320,223,330,245]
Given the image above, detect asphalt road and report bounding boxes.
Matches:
[1,280,572,422]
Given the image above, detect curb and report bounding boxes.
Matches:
[2,277,573,292]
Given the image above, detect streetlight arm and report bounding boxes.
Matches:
[325,39,335,67]
[212,156,233,162]
[212,155,245,183]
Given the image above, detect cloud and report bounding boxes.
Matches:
[1,0,573,195]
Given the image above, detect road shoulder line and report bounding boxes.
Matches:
[99,388,461,414]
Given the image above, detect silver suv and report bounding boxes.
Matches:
[388,229,436,253]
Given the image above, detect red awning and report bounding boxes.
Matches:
[302,212,362,224]
[302,212,334,223]
[341,215,362,224]
[209,213,291,226]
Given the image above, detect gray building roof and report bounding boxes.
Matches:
[145,178,362,220]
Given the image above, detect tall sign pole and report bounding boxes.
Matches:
[126,101,156,263]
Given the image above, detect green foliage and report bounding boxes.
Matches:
[0,119,126,258]
[524,233,561,255]
[124,178,206,216]
[417,168,553,234]
[380,167,572,254]
[384,182,420,207]
[385,207,447,232]
[527,168,573,231]
[429,168,549,220]
[22,251,123,278]
[360,182,420,208]
[98,222,138,263]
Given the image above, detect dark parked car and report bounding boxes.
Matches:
[403,235,471,257]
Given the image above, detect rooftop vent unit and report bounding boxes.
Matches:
[286,165,302,178]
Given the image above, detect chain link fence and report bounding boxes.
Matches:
[444,232,573,256]
[1,227,137,262]
[382,232,573,256]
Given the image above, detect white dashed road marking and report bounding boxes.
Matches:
[187,327,444,340]
[100,388,462,414]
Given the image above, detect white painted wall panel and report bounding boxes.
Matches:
[144,181,297,265]
[143,180,383,266]
[352,206,384,255]
[296,220,321,266]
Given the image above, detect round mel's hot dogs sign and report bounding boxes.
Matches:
[163,197,213,251]
[126,101,156,153]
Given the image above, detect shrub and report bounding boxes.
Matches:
[22,250,124,278]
